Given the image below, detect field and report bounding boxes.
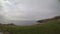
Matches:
[0,18,60,34]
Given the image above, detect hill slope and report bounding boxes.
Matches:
[0,16,60,34]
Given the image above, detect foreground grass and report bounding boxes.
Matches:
[0,19,60,34]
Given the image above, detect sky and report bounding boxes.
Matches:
[0,0,60,21]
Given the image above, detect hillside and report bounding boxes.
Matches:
[37,16,60,23]
[0,16,60,34]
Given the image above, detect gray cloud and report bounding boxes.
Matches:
[0,0,60,21]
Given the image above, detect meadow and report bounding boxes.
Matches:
[0,18,60,34]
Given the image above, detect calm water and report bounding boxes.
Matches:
[0,20,38,26]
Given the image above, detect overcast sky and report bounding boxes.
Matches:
[0,0,60,21]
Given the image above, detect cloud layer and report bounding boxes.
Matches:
[0,0,60,21]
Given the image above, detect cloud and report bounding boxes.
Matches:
[0,0,60,21]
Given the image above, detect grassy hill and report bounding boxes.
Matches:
[0,16,60,34]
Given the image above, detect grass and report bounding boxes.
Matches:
[0,19,60,34]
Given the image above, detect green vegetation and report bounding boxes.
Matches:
[0,17,60,34]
